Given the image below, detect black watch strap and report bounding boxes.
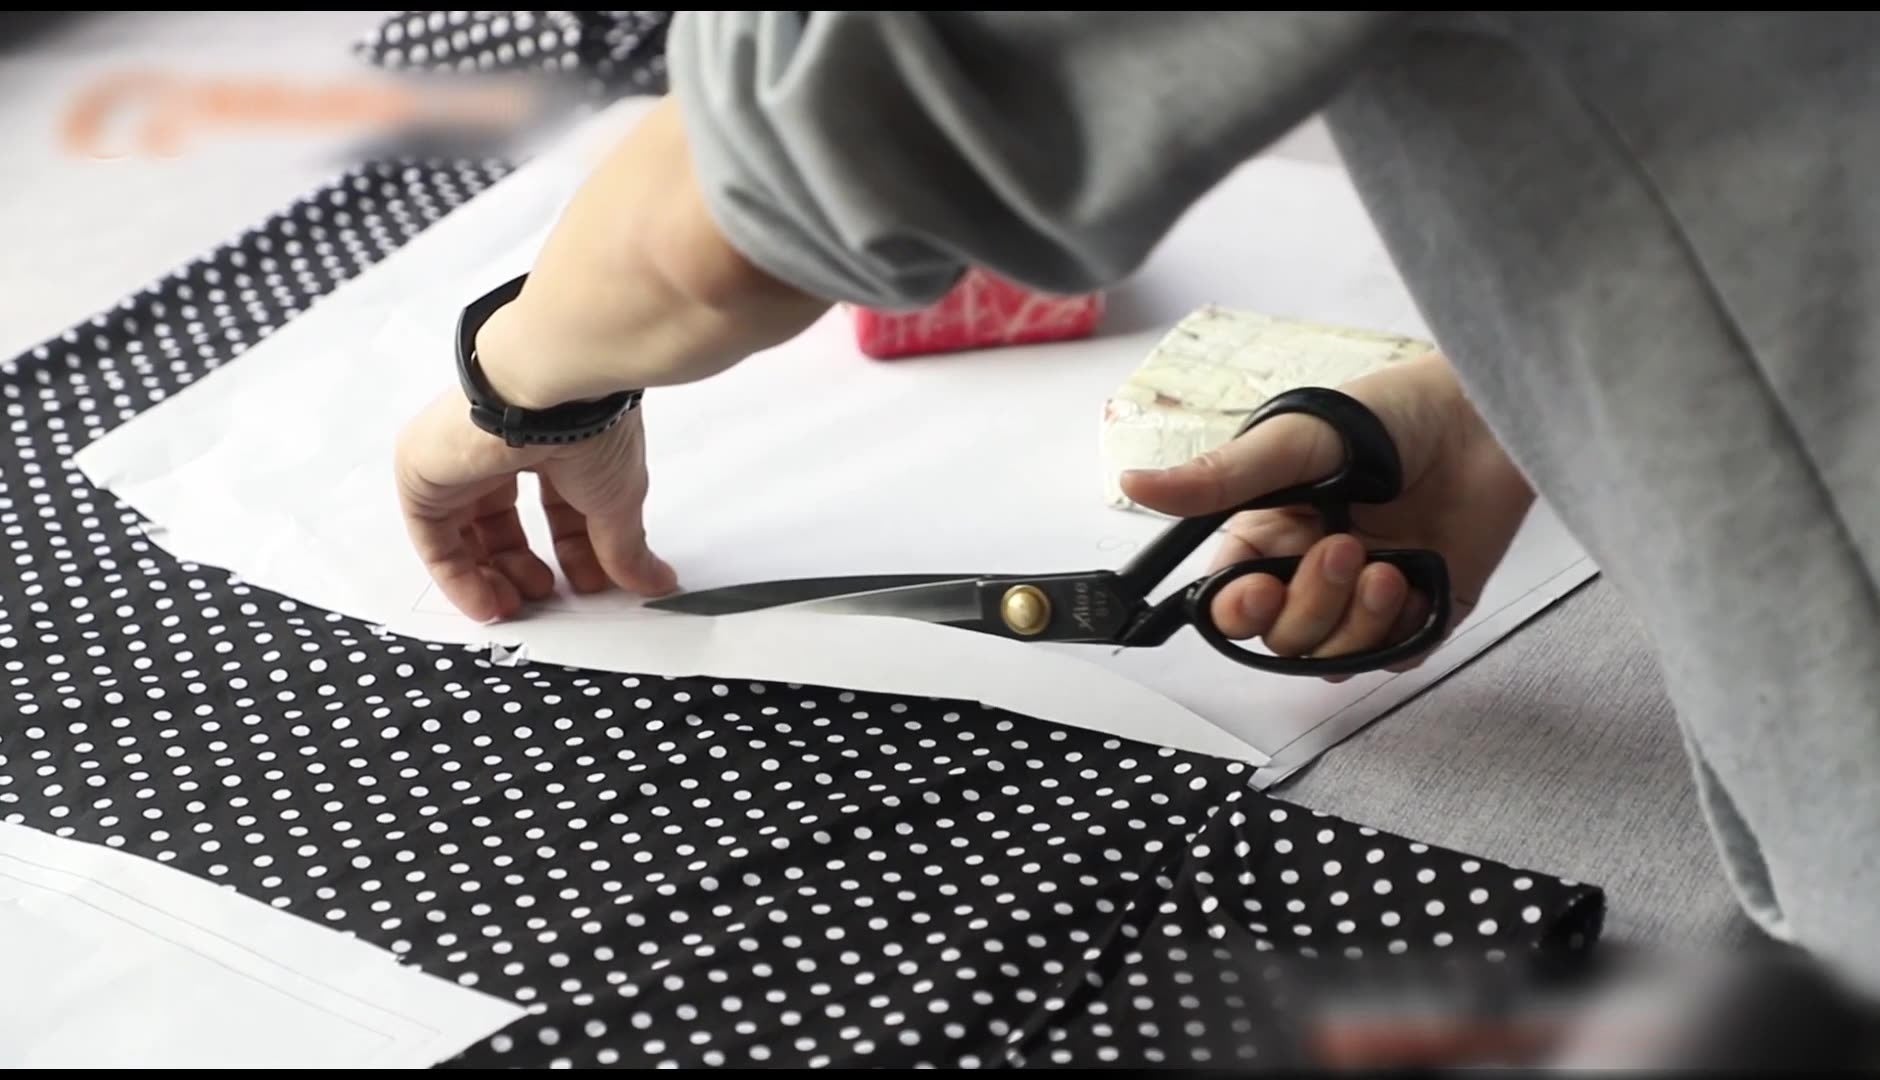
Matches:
[454,272,643,449]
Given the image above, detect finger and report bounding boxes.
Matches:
[1203,516,1324,638]
[1207,573,1287,640]
[392,389,545,624]
[459,522,487,561]
[477,563,527,621]
[1119,412,1344,519]
[538,411,678,597]
[586,508,679,597]
[539,479,612,594]
[1217,508,1324,572]
[444,525,530,622]
[437,558,503,623]
[1384,590,1438,672]
[1310,561,1408,659]
[1202,526,1284,637]
[1208,529,1262,572]
[1263,534,1367,657]
[397,501,502,623]
[470,502,555,603]
[493,548,555,602]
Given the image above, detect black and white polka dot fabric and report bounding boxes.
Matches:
[355,10,671,95]
[2,83,1603,1076]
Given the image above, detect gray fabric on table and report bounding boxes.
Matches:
[1276,578,1762,952]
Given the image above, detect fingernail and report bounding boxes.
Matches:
[1360,566,1404,615]
[1323,537,1363,586]
[1240,580,1282,628]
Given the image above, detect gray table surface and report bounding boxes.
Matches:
[2,10,1757,956]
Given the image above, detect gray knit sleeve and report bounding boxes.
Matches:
[665,11,1405,310]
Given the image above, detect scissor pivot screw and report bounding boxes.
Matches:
[1001,584,1051,636]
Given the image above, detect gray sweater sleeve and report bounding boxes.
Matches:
[663,10,1880,997]
[664,10,1404,310]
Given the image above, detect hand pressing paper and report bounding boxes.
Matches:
[0,823,525,1068]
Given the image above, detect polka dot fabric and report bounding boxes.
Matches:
[2,132,1603,1072]
[355,10,671,95]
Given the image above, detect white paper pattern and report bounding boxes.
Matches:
[0,822,525,1068]
[74,99,1597,778]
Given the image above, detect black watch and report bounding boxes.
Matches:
[454,272,643,449]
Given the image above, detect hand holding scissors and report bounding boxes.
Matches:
[650,355,1531,678]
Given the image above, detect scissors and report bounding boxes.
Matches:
[645,386,1452,677]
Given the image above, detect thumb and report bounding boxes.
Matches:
[1120,411,1346,518]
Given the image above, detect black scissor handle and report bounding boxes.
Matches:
[1182,549,1453,676]
[1115,386,1414,601]
[1228,386,1405,532]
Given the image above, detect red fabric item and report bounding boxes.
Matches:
[851,269,1105,359]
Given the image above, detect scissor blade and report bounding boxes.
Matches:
[644,573,983,623]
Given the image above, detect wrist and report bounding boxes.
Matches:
[472,295,626,412]
[468,96,830,413]
[472,270,828,413]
